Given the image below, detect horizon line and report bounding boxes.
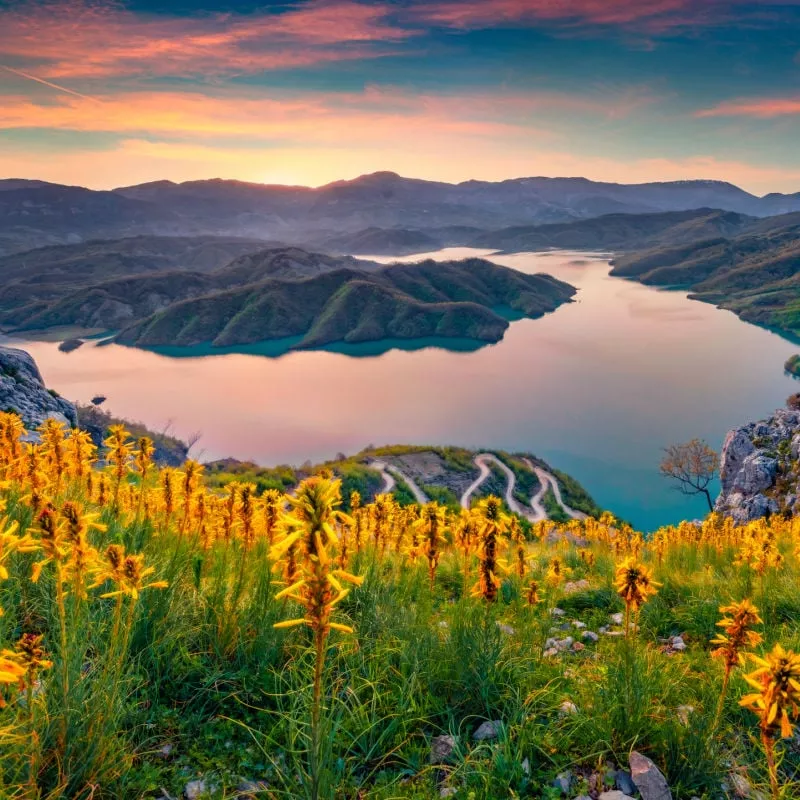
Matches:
[1,170,797,197]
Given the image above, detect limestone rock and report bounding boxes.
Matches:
[629,751,672,800]
[0,345,77,428]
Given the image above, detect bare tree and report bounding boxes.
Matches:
[660,438,718,511]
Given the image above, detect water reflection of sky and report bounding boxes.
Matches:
[6,250,797,531]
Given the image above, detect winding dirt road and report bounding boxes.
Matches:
[460,453,587,522]
[460,453,545,521]
[522,458,588,520]
[369,461,429,504]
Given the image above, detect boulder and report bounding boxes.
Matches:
[718,428,755,494]
[0,345,77,428]
[629,751,672,800]
[732,454,777,495]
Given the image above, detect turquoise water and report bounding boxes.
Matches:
[5,248,798,531]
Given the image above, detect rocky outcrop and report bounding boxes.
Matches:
[0,345,77,428]
[715,406,800,522]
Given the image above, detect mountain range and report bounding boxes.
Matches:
[2,171,800,257]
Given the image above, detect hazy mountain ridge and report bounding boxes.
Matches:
[1,172,798,256]
[610,212,800,335]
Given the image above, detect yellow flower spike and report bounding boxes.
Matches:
[329,623,354,634]
[739,643,800,800]
[275,579,307,600]
[273,618,307,629]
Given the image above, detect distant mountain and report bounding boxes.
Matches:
[610,212,800,336]
[470,208,755,252]
[2,171,798,256]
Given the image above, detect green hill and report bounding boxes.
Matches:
[113,257,575,350]
[610,212,800,335]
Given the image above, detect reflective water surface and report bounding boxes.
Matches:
[5,248,797,530]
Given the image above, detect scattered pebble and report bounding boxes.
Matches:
[582,631,600,643]
[430,734,457,764]
[559,700,578,715]
[473,719,503,741]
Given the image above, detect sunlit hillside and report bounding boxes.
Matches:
[0,412,798,799]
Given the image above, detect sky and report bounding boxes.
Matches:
[0,0,799,193]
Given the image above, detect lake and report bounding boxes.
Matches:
[3,248,797,530]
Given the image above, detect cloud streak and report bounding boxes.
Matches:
[0,0,415,79]
[0,85,656,141]
[697,96,800,117]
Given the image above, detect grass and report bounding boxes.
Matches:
[0,413,799,799]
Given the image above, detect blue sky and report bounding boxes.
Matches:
[0,0,798,192]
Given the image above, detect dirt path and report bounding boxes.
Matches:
[369,460,429,504]
[523,458,588,520]
[461,453,544,522]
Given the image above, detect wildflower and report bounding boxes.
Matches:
[711,599,763,670]
[1,633,53,688]
[471,496,509,603]
[614,556,661,637]
[271,476,362,800]
[711,599,762,729]
[103,424,133,506]
[93,548,168,600]
[740,644,800,800]
[526,579,541,606]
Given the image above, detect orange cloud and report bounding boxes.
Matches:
[696,96,800,118]
[0,0,414,78]
[0,84,655,140]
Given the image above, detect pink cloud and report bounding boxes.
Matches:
[0,0,414,78]
[0,84,655,141]
[410,0,795,33]
[696,96,800,118]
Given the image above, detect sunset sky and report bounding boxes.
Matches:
[1,0,799,193]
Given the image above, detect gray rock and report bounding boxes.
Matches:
[439,789,457,798]
[630,751,672,800]
[572,620,587,629]
[671,636,687,651]
[552,770,573,794]
[473,720,503,741]
[582,631,600,643]
[598,792,635,800]
[615,770,636,796]
[733,454,777,495]
[0,345,77,428]
[236,779,269,797]
[610,612,624,625]
[496,622,515,635]
[558,700,578,715]
[550,607,566,617]
[719,428,755,494]
[430,734,457,763]
[555,636,574,651]
[184,780,209,800]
